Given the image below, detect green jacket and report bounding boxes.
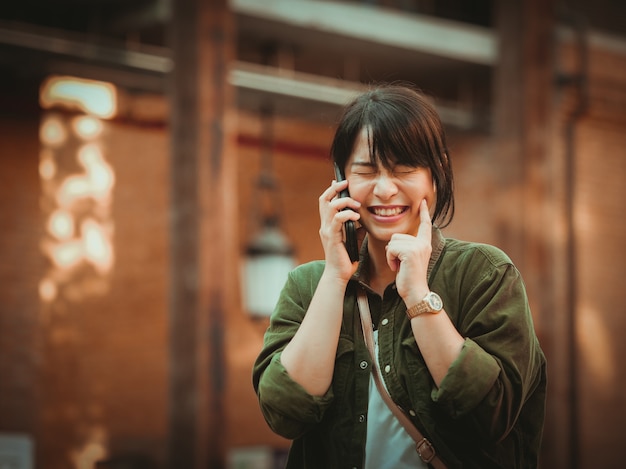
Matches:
[253,228,547,468]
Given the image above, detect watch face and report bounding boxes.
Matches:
[427,293,443,311]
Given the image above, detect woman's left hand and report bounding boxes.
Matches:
[385,199,432,305]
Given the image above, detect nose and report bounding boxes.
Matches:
[372,171,398,200]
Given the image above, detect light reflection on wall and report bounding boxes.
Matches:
[69,425,108,469]
[39,78,116,302]
[575,205,616,394]
[578,304,614,391]
[38,76,116,467]
[41,76,117,119]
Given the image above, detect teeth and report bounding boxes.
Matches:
[373,207,404,216]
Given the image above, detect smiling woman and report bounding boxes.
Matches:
[253,83,547,469]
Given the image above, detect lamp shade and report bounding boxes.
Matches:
[242,221,295,318]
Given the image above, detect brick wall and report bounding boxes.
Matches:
[35,112,170,468]
[0,115,43,436]
[569,38,626,468]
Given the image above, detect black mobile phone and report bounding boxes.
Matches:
[333,163,359,262]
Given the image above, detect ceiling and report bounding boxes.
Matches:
[7,0,622,127]
[0,0,498,126]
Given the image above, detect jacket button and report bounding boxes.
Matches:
[359,414,366,423]
[381,318,389,326]
[359,360,368,370]
[384,364,391,373]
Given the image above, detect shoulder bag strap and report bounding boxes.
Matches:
[357,288,448,469]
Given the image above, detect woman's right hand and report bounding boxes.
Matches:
[280,179,361,396]
[318,179,361,281]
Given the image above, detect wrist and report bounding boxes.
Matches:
[405,291,444,319]
[320,267,352,286]
[403,287,431,308]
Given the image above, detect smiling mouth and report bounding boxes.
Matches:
[369,206,407,217]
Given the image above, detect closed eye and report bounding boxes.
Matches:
[351,162,378,176]
[392,166,418,175]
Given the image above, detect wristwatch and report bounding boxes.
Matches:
[406,292,443,319]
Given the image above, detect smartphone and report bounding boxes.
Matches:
[333,163,359,262]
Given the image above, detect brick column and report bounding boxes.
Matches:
[168,0,236,468]
[493,1,570,468]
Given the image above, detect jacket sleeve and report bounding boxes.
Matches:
[251,263,335,440]
[430,245,546,443]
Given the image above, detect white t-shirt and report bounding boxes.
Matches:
[364,331,427,469]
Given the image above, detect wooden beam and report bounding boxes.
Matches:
[231,0,496,65]
[493,1,572,467]
[168,0,236,468]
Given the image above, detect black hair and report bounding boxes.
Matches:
[330,83,455,228]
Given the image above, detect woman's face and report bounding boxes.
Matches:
[345,128,435,243]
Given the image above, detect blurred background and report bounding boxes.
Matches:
[0,0,624,468]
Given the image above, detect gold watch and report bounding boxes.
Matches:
[406,292,443,319]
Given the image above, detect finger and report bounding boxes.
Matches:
[385,243,400,272]
[416,199,432,241]
[334,209,361,224]
[330,197,361,213]
[322,179,349,202]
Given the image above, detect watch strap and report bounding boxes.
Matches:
[406,302,431,319]
[406,292,443,319]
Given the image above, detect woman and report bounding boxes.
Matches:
[252,84,546,468]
